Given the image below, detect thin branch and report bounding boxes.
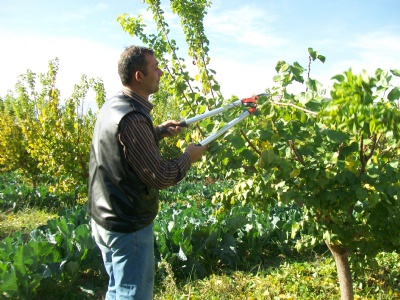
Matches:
[306,55,311,92]
[199,43,216,99]
[289,140,306,166]
[270,99,318,116]
[360,134,380,175]
[359,135,366,175]
[164,65,204,136]
[338,141,345,158]
[364,134,380,162]
[151,5,196,107]
[240,129,261,155]
[150,4,208,137]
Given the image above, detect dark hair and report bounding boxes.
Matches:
[118,46,154,85]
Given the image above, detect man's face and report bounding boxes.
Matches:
[142,53,164,95]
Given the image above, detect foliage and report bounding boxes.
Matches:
[1,176,398,299]
[0,206,102,299]
[0,58,105,198]
[151,84,185,159]
[0,172,78,212]
[117,0,225,152]
[0,1,399,299]
[255,65,400,256]
[117,2,400,298]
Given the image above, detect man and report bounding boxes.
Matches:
[88,45,207,299]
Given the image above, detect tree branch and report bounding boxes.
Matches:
[359,135,366,174]
[240,129,261,155]
[364,134,380,162]
[289,140,306,166]
[270,99,318,116]
[338,141,345,158]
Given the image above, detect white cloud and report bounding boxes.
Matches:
[2,2,398,113]
[349,31,400,75]
[205,5,286,49]
[0,31,122,108]
[94,3,109,12]
[209,57,276,98]
[351,30,400,52]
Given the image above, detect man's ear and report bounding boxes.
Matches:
[134,70,143,83]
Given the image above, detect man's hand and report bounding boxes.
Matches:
[160,120,187,137]
[185,143,207,163]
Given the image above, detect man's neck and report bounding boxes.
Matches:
[121,86,153,112]
[123,85,149,100]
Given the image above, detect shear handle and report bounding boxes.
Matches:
[160,121,188,135]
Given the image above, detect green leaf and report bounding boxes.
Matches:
[0,263,18,297]
[308,47,316,60]
[260,150,278,167]
[176,81,187,92]
[211,84,220,92]
[229,135,245,150]
[326,130,347,143]
[355,187,368,201]
[368,193,380,208]
[323,231,332,243]
[73,224,95,252]
[273,74,285,82]
[317,55,326,63]
[275,60,287,72]
[369,119,376,133]
[271,134,280,144]
[331,74,345,82]
[63,261,79,277]
[279,63,290,73]
[390,69,400,77]
[388,87,400,101]
[306,78,322,92]
[242,149,256,163]
[297,91,312,105]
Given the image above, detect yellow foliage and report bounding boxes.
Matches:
[345,156,359,173]
[289,169,300,178]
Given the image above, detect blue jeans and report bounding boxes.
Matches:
[91,220,155,300]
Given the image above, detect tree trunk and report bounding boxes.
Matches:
[325,241,354,300]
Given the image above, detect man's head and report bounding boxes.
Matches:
[118,45,163,99]
[118,46,154,85]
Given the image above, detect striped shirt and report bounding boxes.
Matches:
[118,87,191,190]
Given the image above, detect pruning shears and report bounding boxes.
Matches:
[163,93,268,146]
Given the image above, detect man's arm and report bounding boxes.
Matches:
[119,113,191,189]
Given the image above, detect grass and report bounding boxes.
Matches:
[0,207,58,240]
[153,252,400,300]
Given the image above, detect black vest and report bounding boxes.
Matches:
[88,92,159,233]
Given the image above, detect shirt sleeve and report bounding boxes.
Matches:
[154,125,164,140]
[118,112,191,190]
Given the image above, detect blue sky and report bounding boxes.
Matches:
[1,0,399,107]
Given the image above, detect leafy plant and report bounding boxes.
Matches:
[0,206,101,299]
[156,177,299,279]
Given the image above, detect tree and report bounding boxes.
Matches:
[256,62,399,299]
[119,2,400,299]
[0,58,106,202]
